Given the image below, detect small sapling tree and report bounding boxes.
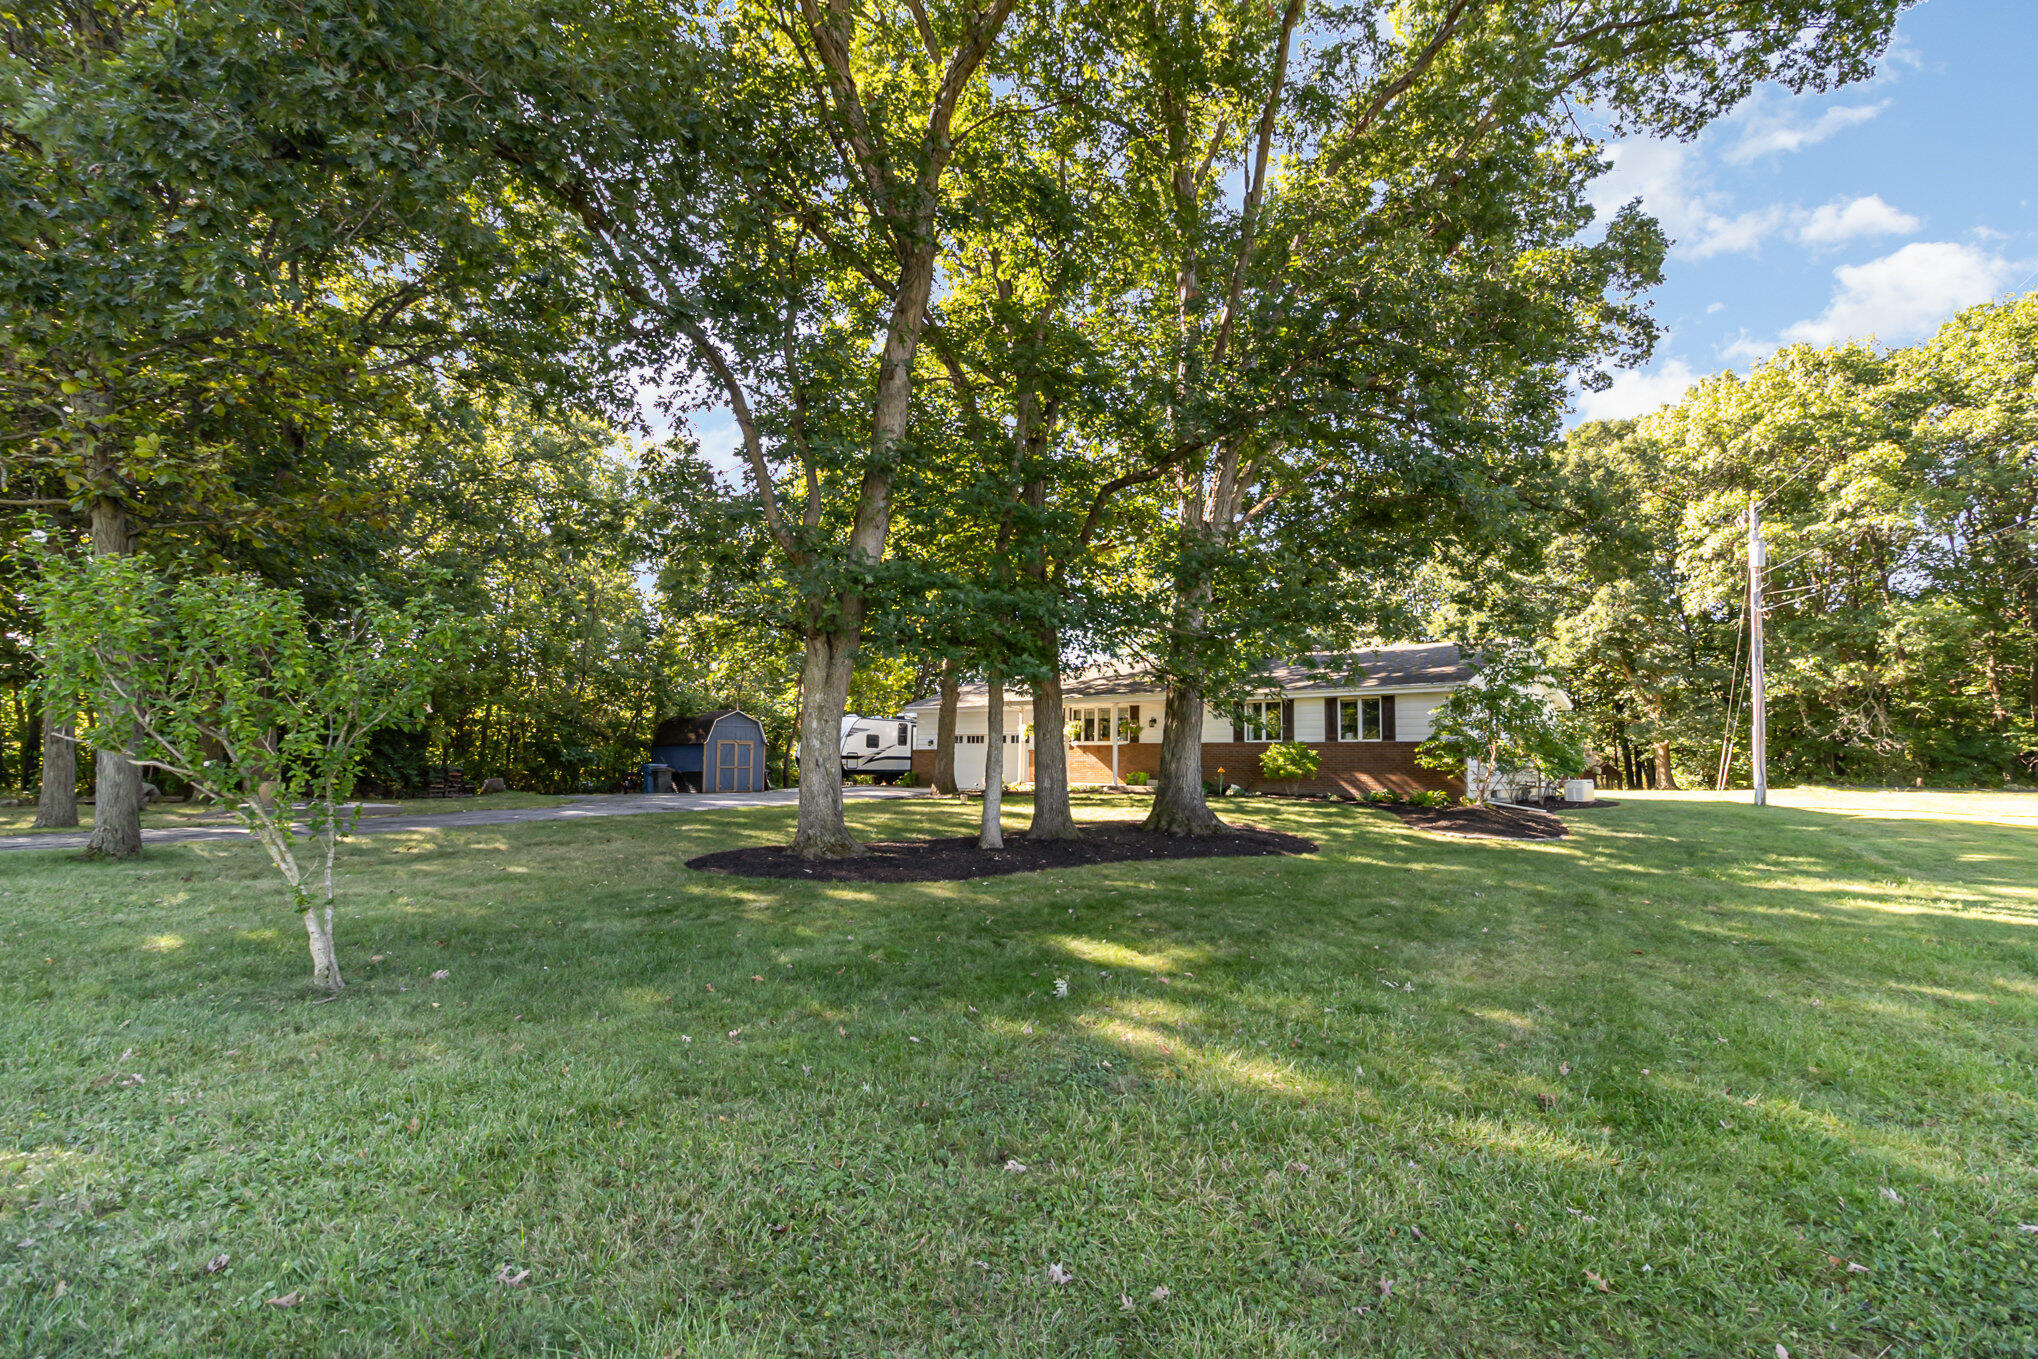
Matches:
[34,558,467,991]
[1418,645,1587,806]
[1259,741,1321,798]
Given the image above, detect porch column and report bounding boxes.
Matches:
[1110,703,1121,784]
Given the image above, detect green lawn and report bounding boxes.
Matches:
[1,792,2032,1357]
[0,791,571,836]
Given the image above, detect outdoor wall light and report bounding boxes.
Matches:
[1147,717,1158,727]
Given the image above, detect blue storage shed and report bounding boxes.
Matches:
[649,710,769,793]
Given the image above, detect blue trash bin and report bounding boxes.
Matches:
[643,763,675,794]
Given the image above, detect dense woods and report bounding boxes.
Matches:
[12,0,2024,850]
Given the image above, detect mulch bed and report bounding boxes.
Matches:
[1389,801,1597,840]
[686,821,1318,883]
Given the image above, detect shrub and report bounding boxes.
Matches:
[1259,741,1321,795]
[897,772,917,788]
[1410,789,1453,808]
[1364,789,1399,806]
[1127,770,1150,787]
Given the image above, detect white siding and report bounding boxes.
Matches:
[1290,697,1325,742]
[1200,704,1234,743]
[1394,691,1445,742]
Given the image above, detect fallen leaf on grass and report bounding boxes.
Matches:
[1377,1278,1394,1299]
[1119,1293,1137,1312]
[430,970,450,982]
[266,1291,302,1307]
[2019,1224,2038,1234]
[1880,1188,1902,1205]
[1847,1262,1870,1274]
[750,975,764,982]
[493,1265,531,1288]
[1776,1346,1790,1359]
[1150,1285,1170,1302]
[203,1253,230,1275]
[1003,1159,1027,1173]
[1586,1272,1610,1293]
[1047,1263,1073,1285]
[1559,1062,1572,1076]
[53,1280,67,1299]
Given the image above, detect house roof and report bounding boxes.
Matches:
[899,643,1472,711]
[650,710,746,746]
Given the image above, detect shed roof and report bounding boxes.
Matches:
[901,642,1473,710]
[651,710,747,746]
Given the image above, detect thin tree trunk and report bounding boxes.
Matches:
[18,683,38,792]
[84,475,141,859]
[1025,642,1078,840]
[33,709,77,828]
[792,625,862,858]
[1143,683,1225,835]
[980,669,1005,849]
[932,660,960,794]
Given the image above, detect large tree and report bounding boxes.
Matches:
[507,0,1023,856]
[0,0,605,852]
[1035,0,1905,833]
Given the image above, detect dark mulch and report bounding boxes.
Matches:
[1390,801,1572,840]
[686,821,1318,882]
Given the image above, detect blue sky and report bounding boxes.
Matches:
[1575,0,2036,421]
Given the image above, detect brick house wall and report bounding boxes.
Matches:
[912,737,1458,796]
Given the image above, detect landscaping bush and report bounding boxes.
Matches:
[1260,741,1322,795]
[1127,770,1150,787]
[1364,789,1399,806]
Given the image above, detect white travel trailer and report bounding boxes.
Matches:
[840,713,916,783]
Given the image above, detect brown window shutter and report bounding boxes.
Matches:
[1232,707,1244,742]
[1281,700,1294,741]
[1381,695,1397,741]
[1127,704,1139,743]
[1324,696,1339,742]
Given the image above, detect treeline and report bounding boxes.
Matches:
[1524,296,2038,789]
[2,0,1914,856]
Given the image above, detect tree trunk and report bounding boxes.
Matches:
[1025,651,1079,840]
[1142,683,1225,835]
[33,710,78,828]
[792,625,862,858]
[17,684,39,792]
[932,660,959,794]
[1653,740,1679,791]
[84,486,142,859]
[304,902,342,992]
[980,668,1004,849]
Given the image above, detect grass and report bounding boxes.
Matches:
[0,790,2032,1357]
[0,791,571,836]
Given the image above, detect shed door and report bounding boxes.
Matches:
[719,740,754,792]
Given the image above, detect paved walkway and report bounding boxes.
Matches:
[0,787,925,854]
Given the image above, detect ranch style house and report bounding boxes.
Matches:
[900,642,1495,797]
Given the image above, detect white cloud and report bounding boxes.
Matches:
[1705,302,1727,314]
[1725,101,1887,164]
[1591,139,1787,259]
[1575,359,1701,423]
[1793,195,1921,246]
[1781,241,2020,347]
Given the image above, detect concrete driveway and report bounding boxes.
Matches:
[0,786,926,854]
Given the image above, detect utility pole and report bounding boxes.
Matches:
[1747,500,1767,807]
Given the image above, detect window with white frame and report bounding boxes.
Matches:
[1071,706,1111,743]
[1338,697,1384,741]
[1239,698,1282,742]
